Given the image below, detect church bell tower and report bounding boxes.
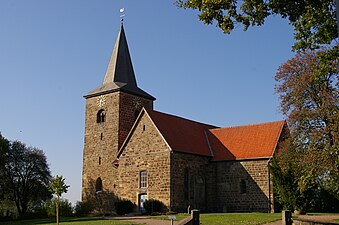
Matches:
[82,24,155,201]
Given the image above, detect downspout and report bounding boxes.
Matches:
[169,151,173,211]
[267,157,272,213]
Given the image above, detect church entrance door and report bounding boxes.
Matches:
[138,193,147,213]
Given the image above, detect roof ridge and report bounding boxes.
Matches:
[150,110,219,129]
[211,120,285,131]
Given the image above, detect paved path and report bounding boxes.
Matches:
[263,220,282,225]
[296,215,339,223]
[111,216,181,225]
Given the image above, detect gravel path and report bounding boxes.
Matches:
[111,216,181,225]
[296,215,339,223]
[263,220,282,225]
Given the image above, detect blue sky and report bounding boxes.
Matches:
[0,0,295,204]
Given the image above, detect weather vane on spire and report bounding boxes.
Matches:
[120,8,125,23]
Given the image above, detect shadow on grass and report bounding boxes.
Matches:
[1,216,107,225]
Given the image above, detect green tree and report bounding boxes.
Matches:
[49,175,69,225]
[274,48,339,201]
[1,140,52,217]
[176,0,338,50]
[0,133,10,200]
[270,140,314,212]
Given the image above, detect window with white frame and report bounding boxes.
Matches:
[140,171,147,188]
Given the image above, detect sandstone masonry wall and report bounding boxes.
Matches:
[82,91,153,202]
[171,153,210,212]
[211,159,272,212]
[117,111,171,208]
[82,92,120,200]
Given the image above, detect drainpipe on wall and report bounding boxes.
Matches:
[169,151,173,211]
[267,157,272,213]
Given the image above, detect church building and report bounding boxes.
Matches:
[82,24,287,213]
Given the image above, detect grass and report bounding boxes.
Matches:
[200,213,281,225]
[152,212,281,225]
[0,217,144,225]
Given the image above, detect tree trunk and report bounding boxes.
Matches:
[56,196,59,225]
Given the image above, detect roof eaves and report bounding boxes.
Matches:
[212,156,272,162]
[170,149,213,158]
[84,88,120,99]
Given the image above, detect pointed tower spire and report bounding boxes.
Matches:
[85,25,155,100]
[103,24,136,86]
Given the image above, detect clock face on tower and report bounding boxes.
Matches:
[97,96,106,107]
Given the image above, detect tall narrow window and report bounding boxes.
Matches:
[95,177,103,192]
[184,168,189,200]
[98,157,101,165]
[240,179,247,194]
[140,171,147,188]
[97,109,106,123]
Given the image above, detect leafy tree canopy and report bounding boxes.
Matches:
[0,138,52,217]
[275,48,339,199]
[176,0,338,50]
[49,175,69,198]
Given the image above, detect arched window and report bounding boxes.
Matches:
[240,179,247,194]
[95,177,103,192]
[97,110,106,123]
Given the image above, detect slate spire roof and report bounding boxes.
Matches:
[84,24,155,100]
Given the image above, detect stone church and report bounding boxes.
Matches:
[82,24,287,213]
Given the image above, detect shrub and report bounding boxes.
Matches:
[45,198,73,217]
[74,201,93,216]
[143,199,166,214]
[115,199,134,215]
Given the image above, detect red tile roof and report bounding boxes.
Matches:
[209,121,285,161]
[148,110,218,156]
[147,110,285,161]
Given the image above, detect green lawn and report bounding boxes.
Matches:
[0,217,144,225]
[153,212,281,225]
[200,213,281,225]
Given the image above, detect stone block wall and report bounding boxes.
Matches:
[82,92,120,200]
[117,111,171,208]
[209,159,272,212]
[118,92,153,149]
[82,91,153,202]
[170,152,210,212]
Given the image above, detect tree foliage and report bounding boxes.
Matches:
[0,133,10,200]
[49,175,69,199]
[176,0,338,50]
[49,175,69,225]
[273,47,339,207]
[0,139,52,217]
